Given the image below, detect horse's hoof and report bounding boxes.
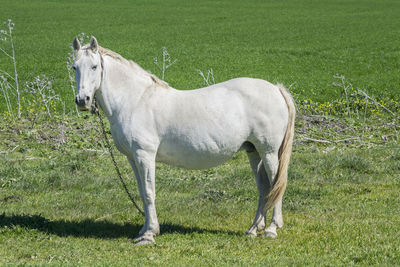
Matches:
[133,236,142,243]
[135,238,155,246]
[264,230,277,238]
[134,235,156,246]
[245,229,257,237]
[133,231,156,245]
[256,223,266,232]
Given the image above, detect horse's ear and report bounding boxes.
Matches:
[73,37,81,51]
[90,36,98,53]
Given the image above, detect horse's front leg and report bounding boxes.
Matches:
[129,149,159,245]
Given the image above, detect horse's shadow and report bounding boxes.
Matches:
[0,213,240,239]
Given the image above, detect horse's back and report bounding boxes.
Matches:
[186,77,290,139]
[192,77,287,111]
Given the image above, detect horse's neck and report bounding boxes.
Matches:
[96,56,151,120]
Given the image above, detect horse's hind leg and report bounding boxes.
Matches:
[245,147,269,237]
[260,152,283,238]
[265,198,283,238]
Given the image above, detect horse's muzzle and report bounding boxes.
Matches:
[75,95,91,111]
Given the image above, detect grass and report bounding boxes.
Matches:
[0,0,400,114]
[0,114,399,265]
[0,0,399,265]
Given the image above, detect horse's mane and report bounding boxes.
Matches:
[93,45,169,88]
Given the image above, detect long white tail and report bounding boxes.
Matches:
[264,84,296,213]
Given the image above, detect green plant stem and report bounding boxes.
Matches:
[9,30,20,118]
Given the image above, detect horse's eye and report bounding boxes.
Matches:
[92,65,97,71]
[72,65,76,70]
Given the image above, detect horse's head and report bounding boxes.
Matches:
[72,36,103,111]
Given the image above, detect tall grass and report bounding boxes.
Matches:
[153,47,177,80]
[0,19,20,117]
[197,68,215,86]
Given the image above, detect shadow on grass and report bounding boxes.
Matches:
[0,213,240,239]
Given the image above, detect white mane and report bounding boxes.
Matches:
[81,44,169,88]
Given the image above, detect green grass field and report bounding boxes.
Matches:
[0,116,399,265]
[1,0,400,109]
[0,0,400,265]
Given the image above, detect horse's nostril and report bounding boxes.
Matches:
[85,96,90,102]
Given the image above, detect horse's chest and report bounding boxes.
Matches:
[110,124,132,156]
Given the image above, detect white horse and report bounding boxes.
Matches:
[72,37,295,245]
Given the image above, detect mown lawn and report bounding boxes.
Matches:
[0,0,400,110]
[0,116,399,265]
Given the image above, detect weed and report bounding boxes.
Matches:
[298,76,400,119]
[0,75,13,117]
[24,75,59,119]
[197,68,215,86]
[332,74,353,118]
[0,19,20,118]
[153,47,177,80]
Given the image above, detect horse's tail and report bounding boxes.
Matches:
[264,84,296,213]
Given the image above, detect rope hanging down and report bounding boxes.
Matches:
[92,101,145,217]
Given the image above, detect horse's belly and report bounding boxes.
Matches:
[156,140,239,169]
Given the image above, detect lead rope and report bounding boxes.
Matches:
[92,100,145,217]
